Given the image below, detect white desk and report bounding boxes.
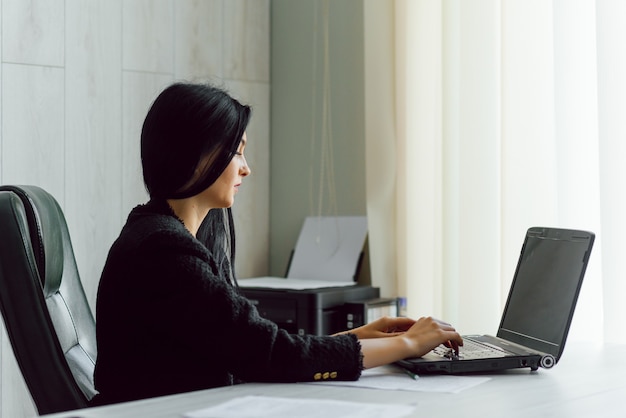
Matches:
[40,342,626,418]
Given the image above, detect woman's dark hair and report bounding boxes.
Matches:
[141,82,251,199]
[141,82,251,284]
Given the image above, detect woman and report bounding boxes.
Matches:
[92,82,462,405]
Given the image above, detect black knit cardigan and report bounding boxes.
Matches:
[92,200,362,405]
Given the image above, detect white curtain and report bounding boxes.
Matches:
[385,0,626,343]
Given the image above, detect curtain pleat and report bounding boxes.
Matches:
[366,0,625,343]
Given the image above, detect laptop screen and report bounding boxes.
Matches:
[497,227,594,359]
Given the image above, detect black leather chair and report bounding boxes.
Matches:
[0,185,97,415]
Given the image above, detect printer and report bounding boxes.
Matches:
[239,217,397,336]
[241,285,380,336]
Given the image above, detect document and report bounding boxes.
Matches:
[306,365,490,394]
[184,395,415,418]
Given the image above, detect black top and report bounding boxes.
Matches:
[92,200,362,405]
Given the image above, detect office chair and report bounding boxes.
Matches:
[0,185,97,415]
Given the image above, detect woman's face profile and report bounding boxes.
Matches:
[200,132,251,209]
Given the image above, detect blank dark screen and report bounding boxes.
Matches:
[499,235,589,346]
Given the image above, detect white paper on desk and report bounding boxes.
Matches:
[286,216,367,282]
[307,365,490,394]
[184,395,415,418]
[237,277,355,290]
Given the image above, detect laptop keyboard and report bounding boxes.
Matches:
[433,338,509,360]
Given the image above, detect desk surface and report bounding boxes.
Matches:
[41,342,626,418]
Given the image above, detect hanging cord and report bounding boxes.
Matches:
[309,2,319,216]
[309,0,340,247]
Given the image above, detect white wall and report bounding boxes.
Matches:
[0,1,270,416]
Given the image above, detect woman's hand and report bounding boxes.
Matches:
[401,316,463,358]
[334,316,417,339]
[358,316,463,369]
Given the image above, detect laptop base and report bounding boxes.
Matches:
[396,354,542,375]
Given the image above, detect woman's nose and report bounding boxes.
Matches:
[241,157,251,177]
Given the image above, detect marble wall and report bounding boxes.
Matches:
[0,1,270,416]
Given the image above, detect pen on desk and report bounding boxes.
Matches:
[404,369,419,380]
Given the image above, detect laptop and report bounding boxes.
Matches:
[396,226,595,374]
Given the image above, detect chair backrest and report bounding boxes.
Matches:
[0,185,97,415]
